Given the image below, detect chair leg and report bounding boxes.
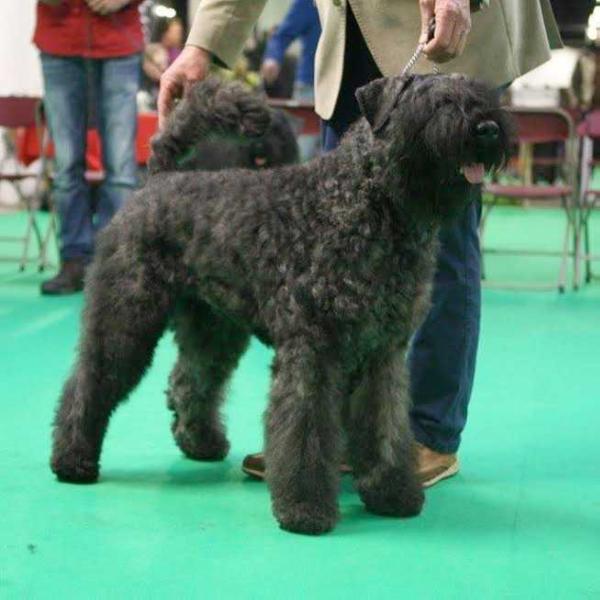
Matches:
[9,165,47,271]
[569,197,579,291]
[19,206,34,272]
[13,184,41,271]
[558,196,572,294]
[573,217,580,291]
[36,128,57,272]
[579,138,594,284]
[583,207,592,283]
[39,208,58,272]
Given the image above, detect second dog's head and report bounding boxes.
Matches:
[158,109,298,172]
[356,74,512,220]
[148,78,299,174]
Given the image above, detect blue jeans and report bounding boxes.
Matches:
[322,7,481,453]
[41,53,140,261]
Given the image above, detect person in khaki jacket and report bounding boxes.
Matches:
[158,0,561,486]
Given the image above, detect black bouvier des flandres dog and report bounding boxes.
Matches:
[147,77,299,174]
[50,75,511,535]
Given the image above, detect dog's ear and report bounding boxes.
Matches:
[356,76,412,133]
[355,78,388,130]
[216,85,272,139]
[148,131,178,174]
[239,106,271,138]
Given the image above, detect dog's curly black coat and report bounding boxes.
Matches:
[147,78,299,173]
[50,75,511,535]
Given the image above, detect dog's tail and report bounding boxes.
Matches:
[148,78,274,174]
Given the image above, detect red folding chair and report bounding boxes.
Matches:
[480,107,578,292]
[267,98,320,137]
[16,111,158,270]
[0,96,54,270]
[576,109,600,285]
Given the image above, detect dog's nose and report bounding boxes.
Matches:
[476,120,500,142]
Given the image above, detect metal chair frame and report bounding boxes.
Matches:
[576,111,600,285]
[480,107,579,293]
[0,97,55,271]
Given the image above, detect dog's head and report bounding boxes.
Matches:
[244,109,300,170]
[158,108,299,173]
[148,78,299,174]
[356,74,512,219]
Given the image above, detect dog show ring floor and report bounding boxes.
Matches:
[1,208,599,599]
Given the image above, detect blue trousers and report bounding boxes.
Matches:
[322,10,481,453]
[41,53,141,261]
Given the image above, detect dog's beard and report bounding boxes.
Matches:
[396,159,485,222]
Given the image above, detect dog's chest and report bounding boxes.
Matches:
[343,235,437,353]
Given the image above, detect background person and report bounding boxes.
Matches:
[140,17,185,110]
[152,16,184,66]
[158,0,561,486]
[261,0,321,161]
[260,0,321,103]
[34,0,143,295]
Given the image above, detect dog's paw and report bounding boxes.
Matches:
[359,475,425,518]
[274,502,339,535]
[51,451,99,484]
[174,427,230,462]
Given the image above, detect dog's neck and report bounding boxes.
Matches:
[314,121,439,255]
[335,119,442,234]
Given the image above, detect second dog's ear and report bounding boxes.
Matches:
[147,132,177,174]
[234,96,272,138]
[356,76,412,133]
[239,107,271,138]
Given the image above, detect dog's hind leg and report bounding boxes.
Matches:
[167,298,250,461]
[50,243,175,484]
[345,347,425,518]
[265,339,345,535]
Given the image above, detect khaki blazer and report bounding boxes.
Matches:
[188,0,562,120]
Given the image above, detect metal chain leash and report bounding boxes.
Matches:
[400,18,440,78]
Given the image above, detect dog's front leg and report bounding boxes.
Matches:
[265,339,344,535]
[346,347,425,518]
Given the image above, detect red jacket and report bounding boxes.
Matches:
[33,0,143,59]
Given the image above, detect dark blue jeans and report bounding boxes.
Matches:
[41,53,141,261]
[322,10,481,453]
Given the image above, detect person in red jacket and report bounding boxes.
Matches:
[34,0,143,294]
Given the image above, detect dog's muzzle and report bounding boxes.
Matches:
[459,120,503,184]
[476,120,500,145]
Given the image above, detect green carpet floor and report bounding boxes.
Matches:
[1,208,599,599]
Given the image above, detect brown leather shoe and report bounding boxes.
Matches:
[242,452,352,480]
[417,443,459,488]
[243,446,459,487]
[241,453,267,479]
[40,259,86,295]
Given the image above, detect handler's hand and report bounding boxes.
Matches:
[419,0,471,63]
[85,0,130,15]
[158,46,211,128]
[260,59,281,85]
